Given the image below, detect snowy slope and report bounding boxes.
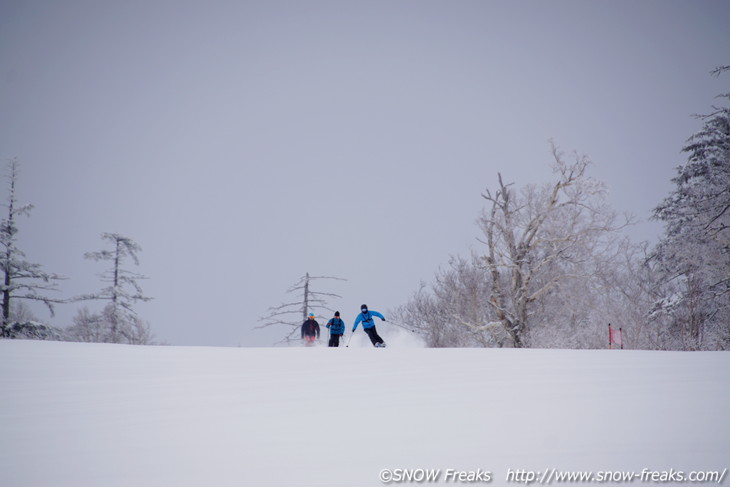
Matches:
[1,340,728,487]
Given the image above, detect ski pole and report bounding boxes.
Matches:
[388,319,418,333]
[346,331,355,347]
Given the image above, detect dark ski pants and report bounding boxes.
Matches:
[328,334,343,347]
[364,326,384,347]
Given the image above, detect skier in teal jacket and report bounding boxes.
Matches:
[352,304,387,347]
[326,311,345,347]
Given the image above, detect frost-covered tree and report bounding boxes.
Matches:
[73,233,153,344]
[394,255,507,347]
[65,307,105,343]
[2,300,61,340]
[10,300,38,323]
[0,159,64,337]
[65,304,152,345]
[397,146,635,349]
[590,241,658,350]
[649,86,730,350]
[478,145,631,348]
[257,272,345,345]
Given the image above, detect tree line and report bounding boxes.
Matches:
[0,159,152,344]
[394,72,729,351]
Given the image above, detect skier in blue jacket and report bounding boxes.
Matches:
[352,304,387,347]
[326,311,345,347]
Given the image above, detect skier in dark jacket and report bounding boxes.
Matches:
[326,311,345,347]
[301,313,320,346]
[352,304,387,347]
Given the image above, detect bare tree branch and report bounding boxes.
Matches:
[257,273,346,345]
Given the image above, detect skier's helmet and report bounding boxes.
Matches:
[361,304,368,313]
[308,313,314,318]
[334,311,340,317]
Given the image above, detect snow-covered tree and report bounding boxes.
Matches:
[649,86,730,350]
[65,307,105,343]
[394,254,507,347]
[257,272,345,345]
[72,233,153,344]
[479,145,631,348]
[396,146,637,349]
[65,304,152,345]
[0,159,64,337]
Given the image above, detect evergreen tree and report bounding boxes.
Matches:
[650,84,730,350]
[0,159,63,337]
[72,233,153,344]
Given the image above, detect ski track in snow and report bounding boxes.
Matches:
[1,340,728,487]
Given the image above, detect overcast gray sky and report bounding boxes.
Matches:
[1,0,728,346]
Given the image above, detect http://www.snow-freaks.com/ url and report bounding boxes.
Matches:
[378,467,728,484]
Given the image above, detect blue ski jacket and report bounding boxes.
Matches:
[352,310,385,332]
[326,317,345,335]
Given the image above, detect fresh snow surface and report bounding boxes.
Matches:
[1,340,728,487]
